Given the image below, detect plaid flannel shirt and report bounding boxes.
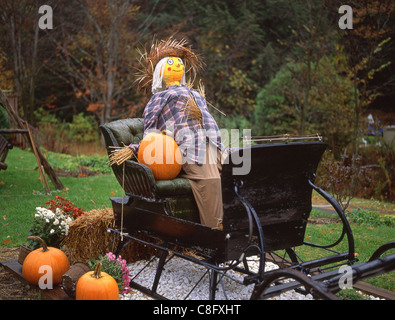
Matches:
[130,85,223,165]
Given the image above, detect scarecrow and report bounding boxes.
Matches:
[111,37,224,229]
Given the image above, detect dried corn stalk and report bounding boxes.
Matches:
[182,93,203,125]
[109,145,136,166]
[182,81,225,123]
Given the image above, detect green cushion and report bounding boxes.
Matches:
[165,196,200,223]
[155,177,193,197]
[104,118,144,146]
[156,178,198,222]
[129,196,200,223]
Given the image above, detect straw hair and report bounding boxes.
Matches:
[135,36,204,92]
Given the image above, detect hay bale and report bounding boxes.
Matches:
[63,208,156,263]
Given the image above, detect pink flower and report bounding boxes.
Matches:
[106,252,116,261]
[105,252,131,294]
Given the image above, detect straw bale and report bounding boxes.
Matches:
[63,208,156,263]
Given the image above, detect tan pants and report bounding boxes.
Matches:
[181,143,223,228]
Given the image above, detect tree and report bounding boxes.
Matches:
[134,0,267,117]
[0,0,55,123]
[327,0,395,155]
[284,0,338,135]
[194,0,266,116]
[253,64,297,136]
[50,0,140,125]
[254,55,355,155]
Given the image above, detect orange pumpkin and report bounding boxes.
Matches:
[22,236,70,286]
[76,262,119,300]
[138,131,182,180]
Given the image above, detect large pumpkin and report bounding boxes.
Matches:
[138,131,182,180]
[22,236,70,287]
[76,262,119,300]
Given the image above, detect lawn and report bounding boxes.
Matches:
[298,211,395,291]
[0,147,123,248]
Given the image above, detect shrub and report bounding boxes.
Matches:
[34,107,72,154]
[316,151,366,212]
[356,140,395,202]
[347,208,381,227]
[346,207,395,228]
[45,151,111,174]
[34,108,100,153]
[68,113,99,143]
[381,214,395,228]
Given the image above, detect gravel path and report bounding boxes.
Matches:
[120,255,314,300]
[120,254,384,301]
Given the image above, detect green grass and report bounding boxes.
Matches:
[294,209,395,292]
[0,147,123,248]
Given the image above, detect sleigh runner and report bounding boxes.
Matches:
[100,118,395,300]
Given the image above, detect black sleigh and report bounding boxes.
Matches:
[100,118,395,300]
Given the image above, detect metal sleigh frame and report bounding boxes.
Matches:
[106,179,395,300]
[100,123,395,300]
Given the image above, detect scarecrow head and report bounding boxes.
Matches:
[159,56,185,87]
[135,37,203,94]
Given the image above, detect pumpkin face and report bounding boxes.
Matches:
[76,262,119,300]
[162,56,185,84]
[22,236,70,286]
[138,132,182,180]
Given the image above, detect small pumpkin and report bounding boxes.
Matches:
[138,131,182,180]
[76,262,119,300]
[22,236,70,286]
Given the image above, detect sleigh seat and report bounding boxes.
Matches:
[100,118,200,223]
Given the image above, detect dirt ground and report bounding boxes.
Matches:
[0,248,42,300]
